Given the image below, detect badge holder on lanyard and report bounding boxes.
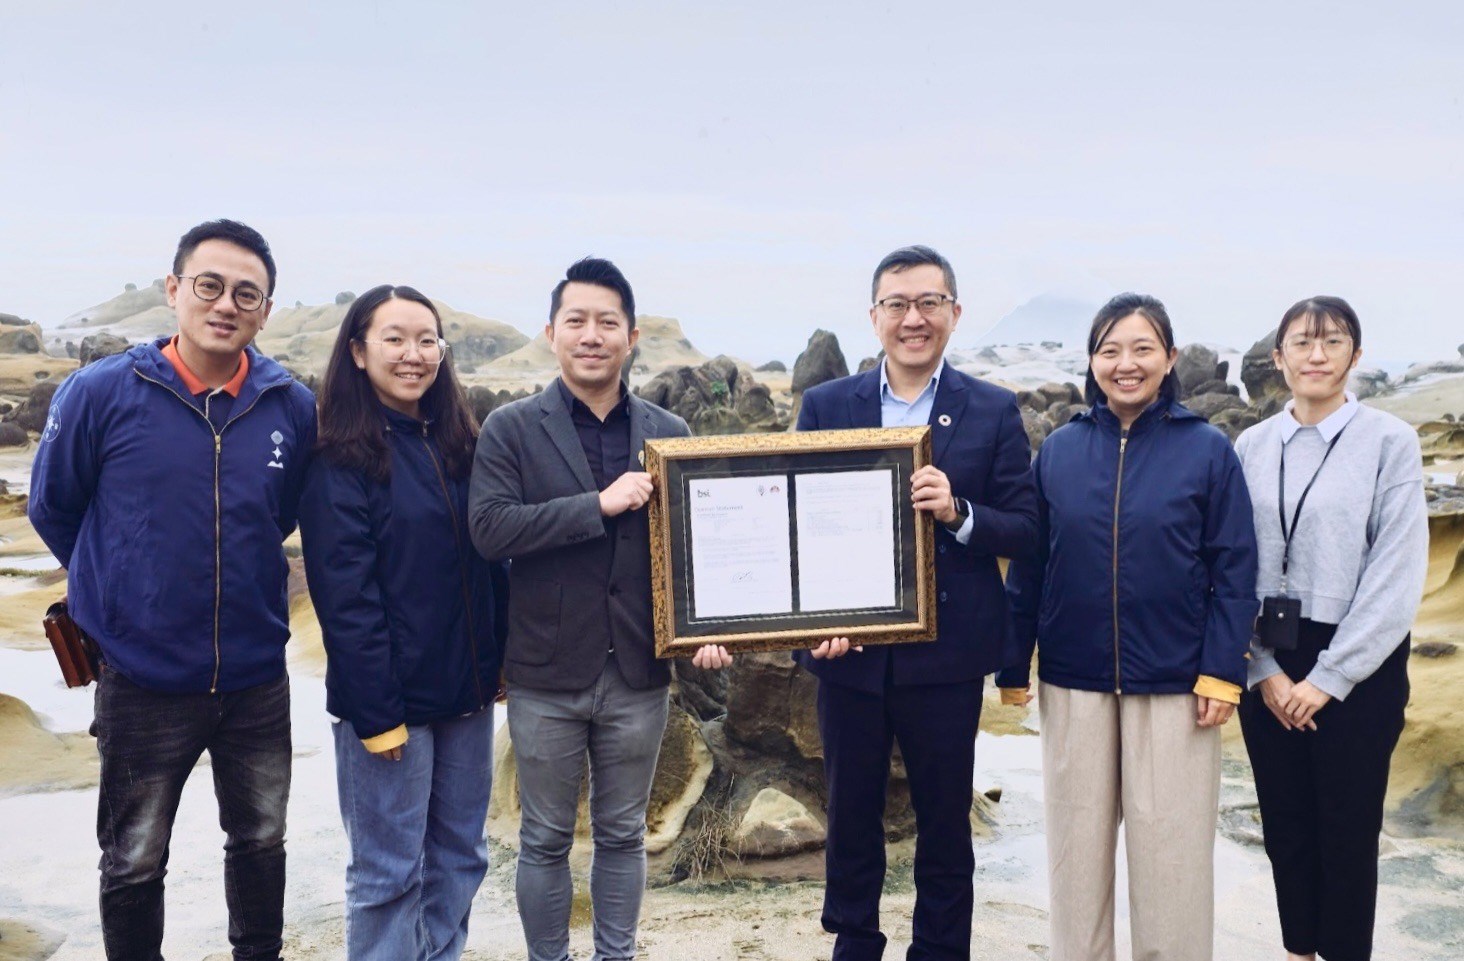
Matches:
[1258,426,1347,652]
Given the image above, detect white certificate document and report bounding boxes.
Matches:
[688,475,794,619]
[795,469,898,612]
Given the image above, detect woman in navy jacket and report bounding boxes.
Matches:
[299,284,506,961]
[996,293,1258,961]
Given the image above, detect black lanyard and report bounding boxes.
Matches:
[1277,424,1348,589]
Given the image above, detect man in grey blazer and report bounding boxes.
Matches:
[469,257,729,961]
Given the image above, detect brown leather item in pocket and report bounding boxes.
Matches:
[43,600,98,688]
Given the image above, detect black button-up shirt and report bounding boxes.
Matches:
[559,380,632,491]
[557,380,633,654]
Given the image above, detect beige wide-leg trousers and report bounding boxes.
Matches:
[1039,682,1222,961]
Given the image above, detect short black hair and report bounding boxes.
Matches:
[871,245,957,302]
[1274,295,1363,352]
[1083,292,1183,406]
[172,219,277,296]
[549,257,636,329]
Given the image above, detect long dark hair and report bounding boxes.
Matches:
[1083,292,1183,407]
[316,284,479,483]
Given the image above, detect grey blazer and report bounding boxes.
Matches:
[468,379,690,691]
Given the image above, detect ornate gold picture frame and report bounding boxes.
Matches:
[644,427,937,657]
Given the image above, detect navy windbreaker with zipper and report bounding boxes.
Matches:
[297,405,507,741]
[27,339,317,693]
[995,395,1258,693]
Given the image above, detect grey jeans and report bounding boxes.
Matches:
[507,658,670,961]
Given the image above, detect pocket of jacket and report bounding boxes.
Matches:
[506,578,562,666]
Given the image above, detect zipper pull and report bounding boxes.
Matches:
[1119,430,1128,454]
[215,435,222,453]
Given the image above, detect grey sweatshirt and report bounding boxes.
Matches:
[1234,398,1428,699]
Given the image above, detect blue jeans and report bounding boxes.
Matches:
[335,709,494,961]
[507,659,670,961]
[94,665,291,961]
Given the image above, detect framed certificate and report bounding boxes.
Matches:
[644,427,937,656]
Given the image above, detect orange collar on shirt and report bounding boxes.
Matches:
[161,336,250,397]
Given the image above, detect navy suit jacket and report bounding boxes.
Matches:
[795,364,1038,693]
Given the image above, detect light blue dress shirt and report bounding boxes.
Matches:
[879,359,974,544]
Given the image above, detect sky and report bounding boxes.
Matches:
[1,1,1460,366]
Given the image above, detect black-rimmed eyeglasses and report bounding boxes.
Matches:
[177,275,267,312]
[874,294,955,319]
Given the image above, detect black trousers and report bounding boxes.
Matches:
[817,677,983,961]
[95,666,292,961]
[1239,621,1409,961]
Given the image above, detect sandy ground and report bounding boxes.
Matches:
[1372,375,1464,426]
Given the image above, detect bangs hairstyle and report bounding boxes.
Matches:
[315,284,479,483]
[1083,292,1182,407]
[1273,295,1363,353]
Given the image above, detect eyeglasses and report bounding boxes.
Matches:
[1281,335,1353,358]
[177,275,267,312]
[359,335,450,366]
[874,294,955,318]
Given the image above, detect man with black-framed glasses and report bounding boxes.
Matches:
[797,245,1038,961]
[29,219,316,961]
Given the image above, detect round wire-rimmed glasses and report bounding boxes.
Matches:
[358,336,450,366]
[177,274,267,312]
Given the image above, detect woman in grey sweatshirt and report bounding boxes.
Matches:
[1233,295,1429,961]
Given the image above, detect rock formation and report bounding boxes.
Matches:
[0,319,43,354]
[5,379,61,433]
[636,356,787,435]
[791,330,849,395]
[1241,333,1288,404]
[465,385,533,425]
[79,332,131,366]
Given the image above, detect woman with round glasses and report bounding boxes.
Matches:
[298,284,505,961]
[996,293,1258,961]
[1235,296,1427,961]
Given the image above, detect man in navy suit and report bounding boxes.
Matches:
[797,245,1038,961]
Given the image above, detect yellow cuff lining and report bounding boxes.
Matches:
[361,724,409,753]
[1193,675,1241,705]
[999,688,1029,706]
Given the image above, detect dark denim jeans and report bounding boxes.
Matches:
[94,665,292,961]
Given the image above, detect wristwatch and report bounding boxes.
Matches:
[943,496,971,533]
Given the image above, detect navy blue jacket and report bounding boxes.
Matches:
[298,405,506,740]
[28,340,316,693]
[795,365,1039,692]
[995,396,1259,694]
